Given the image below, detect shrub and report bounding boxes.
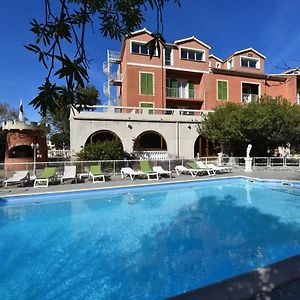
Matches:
[77,140,131,160]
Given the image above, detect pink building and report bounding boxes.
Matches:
[103,28,300,110]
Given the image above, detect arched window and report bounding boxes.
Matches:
[134,131,167,151]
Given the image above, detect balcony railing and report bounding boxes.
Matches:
[166,87,202,99]
[242,93,259,103]
[107,50,121,62]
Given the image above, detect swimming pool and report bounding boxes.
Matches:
[1,177,300,299]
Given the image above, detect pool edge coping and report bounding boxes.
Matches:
[168,254,300,300]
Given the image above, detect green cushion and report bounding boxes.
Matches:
[90,165,103,176]
[38,167,56,179]
[140,160,153,173]
[187,162,199,169]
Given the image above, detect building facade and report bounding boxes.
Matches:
[70,29,300,159]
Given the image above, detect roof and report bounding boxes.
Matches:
[173,36,211,49]
[127,28,153,37]
[224,47,266,62]
[209,54,223,62]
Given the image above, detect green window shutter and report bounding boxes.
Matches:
[147,73,154,95]
[140,73,154,95]
[171,80,177,97]
[188,81,194,98]
[223,81,228,100]
[140,73,147,95]
[218,80,228,100]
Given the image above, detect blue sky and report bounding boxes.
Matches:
[0,0,299,121]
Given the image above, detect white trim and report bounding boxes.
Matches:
[240,55,260,69]
[180,46,206,62]
[127,62,162,69]
[224,47,266,62]
[126,62,210,74]
[130,40,158,56]
[139,71,155,96]
[164,66,209,74]
[129,28,152,36]
[241,81,261,103]
[173,36,211,49]
[209,54,223,62]
[163,47,173,66]
[216,79,229,101]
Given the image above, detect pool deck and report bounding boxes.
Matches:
[1,168,300,299]
[2,167,300,198]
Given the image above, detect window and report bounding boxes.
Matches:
[216,62,221,68]
[180,48,204,61]
[131,41,156,56]
[140,73,154,96]
[227,59,233,70]
[140,102,154,114]
[217,80,228,101]
[241,57,259,69]
[164,48,173,65]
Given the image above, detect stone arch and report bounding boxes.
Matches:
[194,135,217,158]
[85,130,123,147]
[133,130,167,151]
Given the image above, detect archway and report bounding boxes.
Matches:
[85,130,122,146]
[194,135,217,158]
[8,145,33,158]
[134,131,167,151]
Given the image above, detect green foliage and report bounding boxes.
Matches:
[0,130,7,162]
[26,0,181,116]
[50,132,70,149]
[0,102,18,123]
[198,96,300,156]
[44,85,99,143]
[77,140,131,160]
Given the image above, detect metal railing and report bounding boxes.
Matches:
[107,50,121,62]
[2,156,300,180]
[48,149,71,158]
[79,105,213,117]
[166,87,202,99]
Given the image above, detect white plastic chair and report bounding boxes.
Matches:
[121,167,146,180]
[3,171,29,187]
[60,166,77,184]
[152,166,172,178]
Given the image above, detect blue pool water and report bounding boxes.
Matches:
[1,178,300,299]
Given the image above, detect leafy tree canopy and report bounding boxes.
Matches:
[26,0,180,116]
[46,85,100,146]
[198,96,300,156]
[0,102,18,123]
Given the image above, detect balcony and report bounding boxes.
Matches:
[107,50,121,63]
[166,87,202,100]
[242,93,259,103]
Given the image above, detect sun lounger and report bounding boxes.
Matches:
[175,165,204,178]
[193,161,215,176]
[139,161,159,181]
[34,167,56,188]
[89,165,105,183]
[152,166,172,178]
[121,167,146,180]
[60,166,77,184]
[3,171,29,187]
[206,163,232,174]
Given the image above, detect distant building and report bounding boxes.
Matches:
[70,29,300,159]
[2,103,49,170]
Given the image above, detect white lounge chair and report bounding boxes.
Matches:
[121,167,146,180]
[206,163,232,174]
[175,165,204,178]
[195,161,215,176]
[60,166,77,184]
[152,166,172,178]
[3,171,29,188]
